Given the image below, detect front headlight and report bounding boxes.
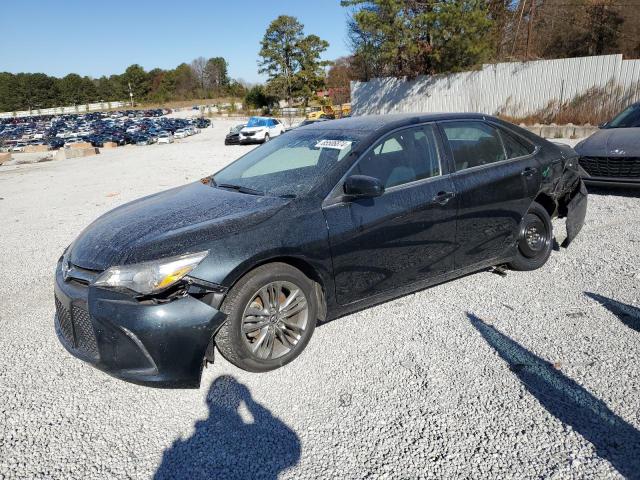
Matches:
[94,251,208,295]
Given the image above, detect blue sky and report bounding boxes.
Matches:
[0,0,351,83]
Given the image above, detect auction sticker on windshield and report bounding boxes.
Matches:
[315,139,353,150]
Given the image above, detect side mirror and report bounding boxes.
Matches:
[598,122,608,129]
[344,175,384,199]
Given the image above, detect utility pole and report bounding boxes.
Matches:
[128,82,134,107]
[526,0,537,59]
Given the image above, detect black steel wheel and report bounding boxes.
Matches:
[508,202,553,271]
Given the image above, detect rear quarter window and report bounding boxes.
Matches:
[497,127,536,158]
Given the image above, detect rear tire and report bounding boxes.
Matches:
[508,202,553,271]
[215,263,318,372]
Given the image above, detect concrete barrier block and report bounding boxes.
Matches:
[68,142,94,149]
[524,125,543,136]
[0,152,11,165]
[540,125,564,138]
[558,124,575,138]
[55,147,99,161]
[101,142,118,149]
[573,126,598,139]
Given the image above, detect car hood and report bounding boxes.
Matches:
[241,126,266,133]
[575,128,640,156]
[69,181,289,270]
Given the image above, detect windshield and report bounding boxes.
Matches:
[246,117,269,128]
[606,104,640,128]
[212,129,363,197]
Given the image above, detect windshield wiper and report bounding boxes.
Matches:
[216,183,264,196]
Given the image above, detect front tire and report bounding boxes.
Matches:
[263,133,270,143]
[215,263,318,372]
[508,201,553,271]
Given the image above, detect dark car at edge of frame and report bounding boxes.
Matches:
[575,101,640,188]
[54,113,588,388]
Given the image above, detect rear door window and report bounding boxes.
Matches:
[441,121,506,172]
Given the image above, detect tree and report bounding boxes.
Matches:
[94,75,121,101]
[342,0,493,78]
[244,85,276,109]
[326,57,354,103]
[295,34,331,105]
[58,73,97,105]
[121,64,150,104]
[13,73,60,111]
[190,56,208,95]
[205,57,229,94]
[174,63,196,99]
[258,15,330,105]
[227,79,248,98]
[346,7,384,81]
[493,0,635,62]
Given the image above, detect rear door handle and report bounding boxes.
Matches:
[521,167,538,177]
[431,191,456,206]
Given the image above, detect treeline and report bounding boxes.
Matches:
[0,57,248,112]
[3,1,638,112]
[336,0,640,82]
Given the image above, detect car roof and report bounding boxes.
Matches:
[304,112,489,134]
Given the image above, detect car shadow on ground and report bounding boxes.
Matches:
[467,313,640,479]
[585,292,640,333]
[154,375,301,480]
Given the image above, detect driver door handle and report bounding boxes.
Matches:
[431,191,456,206]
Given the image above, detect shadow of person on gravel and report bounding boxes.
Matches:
[468,313,640,479]
[585,292,640,333]
[154,375,300,480]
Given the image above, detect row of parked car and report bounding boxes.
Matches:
[224,116,329,145]
[0,109,211,152]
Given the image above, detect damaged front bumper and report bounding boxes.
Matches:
[54,259,226,388]
[560,179,588,248]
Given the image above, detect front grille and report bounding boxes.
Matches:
[579,156,640,178]
[55,296,74,345]
[242,131,255,137]
[71,305,99,359]
[55,296,99,361]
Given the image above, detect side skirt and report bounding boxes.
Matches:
[325,255,515,322]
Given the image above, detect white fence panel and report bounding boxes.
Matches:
[352,54,638,119]
[0,101,128,118]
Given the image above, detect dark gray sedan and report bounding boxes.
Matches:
[575,102,640,188]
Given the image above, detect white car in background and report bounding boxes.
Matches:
[157,132,174,144]
[174,129,188,139]
[239,117,285,144]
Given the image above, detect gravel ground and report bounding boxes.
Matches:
[1,121,639,479]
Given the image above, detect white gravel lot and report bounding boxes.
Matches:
[1,121,639,479]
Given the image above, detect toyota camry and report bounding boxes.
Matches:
[54,113,587,388]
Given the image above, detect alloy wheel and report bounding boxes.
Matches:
[241,281,309,360]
